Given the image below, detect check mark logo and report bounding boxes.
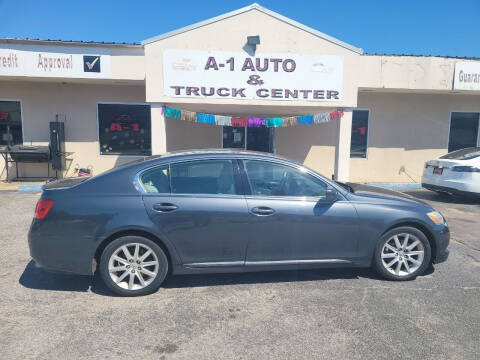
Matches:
[86,57,99,70]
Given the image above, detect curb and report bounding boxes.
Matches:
[366,182,422,189]
[18,185,43,192]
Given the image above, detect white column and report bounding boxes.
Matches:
[150,104,167,155]
[334,109,353,182]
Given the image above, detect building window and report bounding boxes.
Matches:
[0,101,22,146]
[98,103,151,156]
[448,112,479,153]
[350,110,369,158]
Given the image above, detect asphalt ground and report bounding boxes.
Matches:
[1,189,479,359]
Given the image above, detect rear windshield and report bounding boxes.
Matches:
[440,147,480,160]
[92,155,163,179]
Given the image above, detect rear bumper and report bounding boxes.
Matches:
[422,183,480,198]
[28,221,95,276]
[421,169,480,195]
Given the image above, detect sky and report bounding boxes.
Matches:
[0,0,479,57]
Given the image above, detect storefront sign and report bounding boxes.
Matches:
[163,50,343,101]
[0,47,111,78]
[454,62,480,91]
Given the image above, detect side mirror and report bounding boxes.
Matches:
[325,188,339,203]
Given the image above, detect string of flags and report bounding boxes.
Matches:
[162,106,344,128]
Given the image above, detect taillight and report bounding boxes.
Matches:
[34,199,54,220]
[451,166,480,173]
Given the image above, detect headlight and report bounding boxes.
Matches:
[427,211,445,225]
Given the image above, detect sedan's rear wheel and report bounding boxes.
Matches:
[99,236,168,296]
[374,227,431,281]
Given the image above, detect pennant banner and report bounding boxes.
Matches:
[163,106,344,127]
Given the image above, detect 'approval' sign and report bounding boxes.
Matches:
[0,46,111,79]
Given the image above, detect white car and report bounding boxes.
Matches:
[422,147,480,197]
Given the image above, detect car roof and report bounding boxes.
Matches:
[101,149,302,180]
[154,148,284,159]
[119,149,295,169]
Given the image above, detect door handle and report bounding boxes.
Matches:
[251,206,275,216]
[153,203,178,212]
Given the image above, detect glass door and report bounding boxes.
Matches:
[222,126,245,149]
[247,127,274,153]
[222,126,274,153]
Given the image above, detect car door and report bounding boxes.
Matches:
[240,159,359,264]
[139,159,250,267]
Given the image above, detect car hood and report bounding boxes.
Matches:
[345,183,430,208]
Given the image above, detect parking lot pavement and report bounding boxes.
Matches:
[1,190,479,360]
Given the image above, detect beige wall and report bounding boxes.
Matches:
[351,91,480,183]
[275,120,338,178]
[109,47,145,81]
[0,80,145,180]
[164,117,221,151]
[3,9,480,184]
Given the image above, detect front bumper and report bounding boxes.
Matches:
[431,224,450,264]
[434,247,449,264]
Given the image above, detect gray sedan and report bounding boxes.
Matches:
[28,150,449,296]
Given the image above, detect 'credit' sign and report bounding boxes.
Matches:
[0,46,111,79]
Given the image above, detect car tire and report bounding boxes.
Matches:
[99,236,168,296]
[374,226,431,281]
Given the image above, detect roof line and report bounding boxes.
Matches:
[141,3,363,54]
[0,38,142,48]
[364,53,480,60]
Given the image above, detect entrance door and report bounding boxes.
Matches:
[223,126,274,153]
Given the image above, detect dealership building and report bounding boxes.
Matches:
[1,3,480,183]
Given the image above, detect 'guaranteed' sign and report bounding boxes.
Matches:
[454,61,480,91]
[163,49,343,101]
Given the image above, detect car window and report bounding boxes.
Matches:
[139,165,170,193]
[243,160,327,198]
[170,159,237,195]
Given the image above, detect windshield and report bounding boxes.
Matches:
[440,147,480,160]
[335,181,354,192]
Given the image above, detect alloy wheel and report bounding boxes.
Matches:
[108,243,160,290]
[381,233,425,277]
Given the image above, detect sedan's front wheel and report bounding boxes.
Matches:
[374,227,431,281]
[99,236,168,296]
